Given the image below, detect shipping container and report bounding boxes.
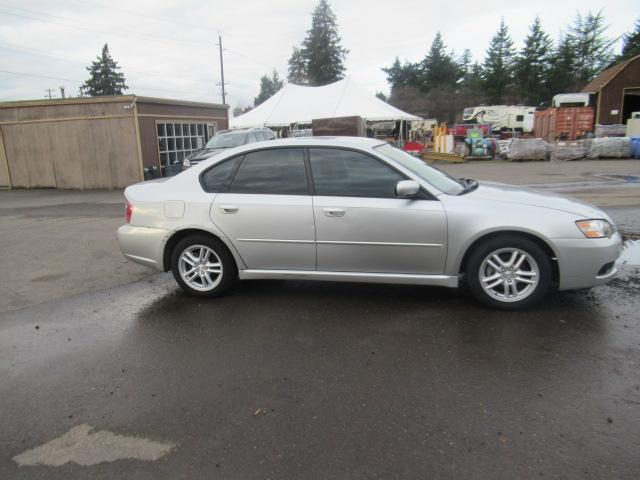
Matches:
[534,107,595,141]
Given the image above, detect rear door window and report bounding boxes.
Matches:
[229,148,308,195]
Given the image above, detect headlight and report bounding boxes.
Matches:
[576,219,614,238]
[182,158,191,168]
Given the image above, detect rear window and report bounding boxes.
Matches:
[229,148,308,195]
[200,157,241,192]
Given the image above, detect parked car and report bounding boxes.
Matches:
[182,127,275,170]
[118,137,621,310]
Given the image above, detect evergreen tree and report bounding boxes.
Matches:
[300,0,348,86]
[620,16,640,61]
[287,47,308,85]
[546,34,580,95]
[568,10,615,83]
[381,57,418,89]
[375,91,387,101]
[482,19,516,104]
[515,16,553,105]
[458,49,473,79]
[81,44,127,96]
[418,32,461,91]
[254,70,284,107]
[233,105,252,117]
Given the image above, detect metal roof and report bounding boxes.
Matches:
[581,54,640,93]
[0,95,227,110]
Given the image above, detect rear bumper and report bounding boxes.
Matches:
[117,225,171,271]
[553,233,623,290]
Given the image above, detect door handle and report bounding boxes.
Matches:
[219,205,239,214]
[323,208,345,217]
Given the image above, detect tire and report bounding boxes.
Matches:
[466,235,552,310]
[170,234,237,297]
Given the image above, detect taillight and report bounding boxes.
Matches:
[125,201,133,224]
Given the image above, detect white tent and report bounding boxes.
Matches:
[230,77,421,128]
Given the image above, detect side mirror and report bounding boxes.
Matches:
[395,180,420,198]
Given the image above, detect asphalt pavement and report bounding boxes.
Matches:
[1,163,640,479]
[1,259,640,479]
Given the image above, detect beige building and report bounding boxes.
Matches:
[0,95,228,189]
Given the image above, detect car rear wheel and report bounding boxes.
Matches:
[171,234,237,297]
[467,236,552,310]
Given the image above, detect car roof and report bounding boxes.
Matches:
[243,136,387,149]
[188,137,389,174]
[217,127,272,135]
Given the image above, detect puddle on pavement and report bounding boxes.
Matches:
[618,240,640,266]
[593,173,640,184]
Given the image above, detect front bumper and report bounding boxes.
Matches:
[117,225,171,271]
[553,233,623,290]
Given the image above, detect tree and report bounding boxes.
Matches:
[375,91,387,101]
[459,61,488,110]
[254,70,284,107]
[483,19,516,104]
[81,44,127,96]
[546,34,580,97]
[620,16,640,61]
[417,32,461,91]
[458,49,473,79]
[287,47,308,84]
[299,0,348,86]
[568,10,615,84]
[233,105,252,117]
[382,57,418,89]
[515,17,553,105]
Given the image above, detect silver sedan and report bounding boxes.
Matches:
[117,137,622,310]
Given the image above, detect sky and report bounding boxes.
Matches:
[0,0,637,114]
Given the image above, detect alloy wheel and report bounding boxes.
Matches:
[478,247,539,303]
[178,245,223,291]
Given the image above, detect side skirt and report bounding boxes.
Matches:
[238,269,459,288]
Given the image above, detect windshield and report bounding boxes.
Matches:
[205,132,246,149]
[374,144,464,195]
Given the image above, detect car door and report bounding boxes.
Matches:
[208,147,316,270]
[310,147,447,275]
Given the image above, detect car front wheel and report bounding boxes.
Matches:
[171,234,237,297]
[467,236,552,310]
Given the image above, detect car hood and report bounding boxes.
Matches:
[468,181,610,219]
[187,148,226,162]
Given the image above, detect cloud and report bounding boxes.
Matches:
[0,0,636,106]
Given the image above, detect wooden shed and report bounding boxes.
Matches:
[581,54,640,126]
[0,95,228,189]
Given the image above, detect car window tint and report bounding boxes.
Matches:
[263,130,275,140]
[230,148,307,195]
[247,132,260,143]
[201,157,241,192]
[309,148,405,198]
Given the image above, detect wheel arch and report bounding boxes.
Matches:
[457,230,559,284]
[162,228,243,272]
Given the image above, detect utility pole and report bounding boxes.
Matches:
[217,33,226,105]
[45,88,55,100]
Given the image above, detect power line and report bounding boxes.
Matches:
[0,4,208,48]
[0,43,219,87]
[0,2,275,69]
[0,69,215,97]
[67,0,227,36]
